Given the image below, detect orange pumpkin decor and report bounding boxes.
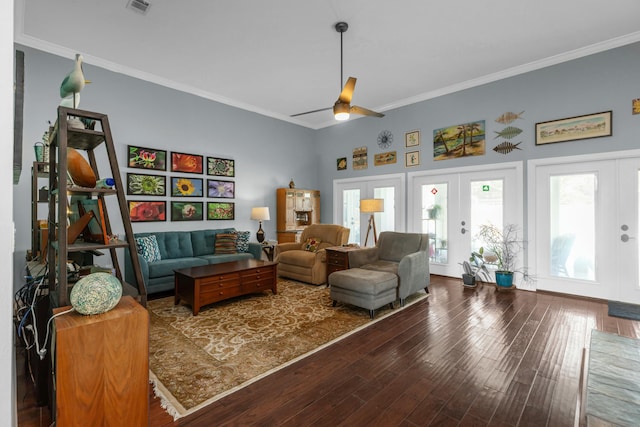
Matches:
[67,148,96,187]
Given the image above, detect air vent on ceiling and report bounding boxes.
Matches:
[127,0,151,15]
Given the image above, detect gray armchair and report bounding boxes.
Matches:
[348,231,430,306]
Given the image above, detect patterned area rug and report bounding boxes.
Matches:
[148,279,427,419]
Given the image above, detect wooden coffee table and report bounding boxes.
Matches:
[174,259,277,315]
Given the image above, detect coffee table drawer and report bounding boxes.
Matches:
[200,272,240,287]
[200,285,242,304]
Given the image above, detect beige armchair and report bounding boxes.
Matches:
[275,224,350,285]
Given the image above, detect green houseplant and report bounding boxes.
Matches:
[461,248,491,287]
[475,223,533,288]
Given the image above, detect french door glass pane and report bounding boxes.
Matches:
[374,187,395,233]
[471,179,504,254]
[342,189,360,244]
[549,173,595,280]
[421,183,448,263]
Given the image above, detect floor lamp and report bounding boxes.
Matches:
[360,198,384,246]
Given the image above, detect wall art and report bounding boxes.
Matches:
[495,111,525,125]
[405,130,420,147]
[126,173,166,196]
[171,151,203,174]
[207,202,235,220]
[405,150,420,167]
[374,151,397,166]
[207,179,235,198]
[127,145,167,171]
[171,201,204,221]
[171,176,203,197]
[633,99,640,115]
[337,157,347,170]
[433,120,486,161]
[207,157,235,177]
[535,111,612,145]
[128,201,166,222]
[493,141,522,155]
[352,146,367,170]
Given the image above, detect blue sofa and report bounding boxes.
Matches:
[125,228,263,295]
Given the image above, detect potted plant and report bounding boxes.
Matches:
[475,223,533,288]
[461,248,491,287]
[427,204,441,219]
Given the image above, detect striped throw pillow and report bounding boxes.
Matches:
[215,233,238,254]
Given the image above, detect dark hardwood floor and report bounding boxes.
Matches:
[16,276,640,426]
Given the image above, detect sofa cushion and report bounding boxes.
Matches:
[198,253,254,264]
[215,233,238,254]
[361,260,399,276]
[156,232,194,259]
[233,230,250,253]
[278,250,318,268]
[302,237,322,252]
[135,235,161,262]
[191,228,236,256]
[148,257,208,278]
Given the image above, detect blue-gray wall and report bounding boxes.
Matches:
[13,41,640,289]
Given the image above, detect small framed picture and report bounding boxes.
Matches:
[207,179,235,198]
[207,202,235,220]
[128,201,166,222]
[171,201,204,221]
[337,157,347,170]
[170,176,203,197]
[405,130,420,147]
[127,145,167,171]
[207,157,235,177]
[405,150,420,167]
[126,173,166,196]
[171,152,203,174]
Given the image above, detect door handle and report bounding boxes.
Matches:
[621,234,636,242]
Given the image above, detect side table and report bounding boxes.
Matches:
[326,245,360,277]
[261,243,275,261]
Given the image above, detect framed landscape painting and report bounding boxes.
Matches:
[126,173,166,196]
[128,201,166,222]
[171,201,204,221]
[207,179,235,198]
[207,202,235,220]
[171,176,203,197]
[535,111,612,145]
[207,157,235,177]
[171,152,203,174]
[127,145,167,171]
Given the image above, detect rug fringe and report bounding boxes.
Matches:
[149,370,183,420]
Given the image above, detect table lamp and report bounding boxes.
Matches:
[360,198,384,246]
[250,207,270,243]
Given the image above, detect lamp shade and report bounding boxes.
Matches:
[360,198,384,213]
[250,207,270,221]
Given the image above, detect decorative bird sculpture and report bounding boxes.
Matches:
[60,54,90,108]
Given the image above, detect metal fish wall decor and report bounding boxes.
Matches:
[495,111,525,125]
[493,141,522,154]
[493,126,523,139]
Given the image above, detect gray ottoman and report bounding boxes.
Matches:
[329,268,398,319]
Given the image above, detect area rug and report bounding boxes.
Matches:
[608,300,640,321]
[148,279,427,419]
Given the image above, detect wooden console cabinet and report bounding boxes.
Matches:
[276,188,320,243]
[53,296,149,426]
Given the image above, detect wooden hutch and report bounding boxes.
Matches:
[276,188,320,243]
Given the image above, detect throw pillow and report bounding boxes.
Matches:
[302,237,322,252]
[135,235,161,262]
[233,230,250,253]
[215,233,238,254]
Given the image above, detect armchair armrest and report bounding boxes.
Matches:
[397,251,430,299]
[275,242,302,260]
[348,247,380,268]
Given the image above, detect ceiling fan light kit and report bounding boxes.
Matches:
[292,22,384,121]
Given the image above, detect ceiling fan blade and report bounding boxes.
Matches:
[290,106,332,117]
[351,105,384,118]
[338,77,357,103]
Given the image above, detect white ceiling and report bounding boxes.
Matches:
[14,0,640,129]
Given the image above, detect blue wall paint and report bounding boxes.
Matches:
[313,42,640,222]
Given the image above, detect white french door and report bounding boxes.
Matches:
[333,174,405,246]
[408,162,523,280]
[529,152,640,303]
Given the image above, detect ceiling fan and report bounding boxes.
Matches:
[291,22,384,121]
